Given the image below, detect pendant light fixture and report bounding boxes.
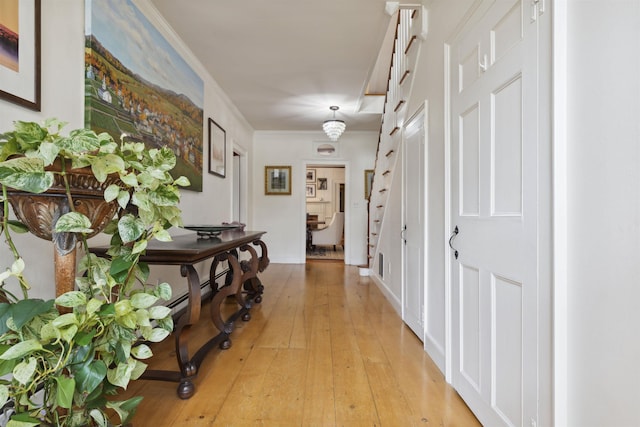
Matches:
[322,106,346,141]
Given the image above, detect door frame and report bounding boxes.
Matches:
[301,160,350,264]
[232,141,249,224]
[401,103,428,341]
[443,1,553,425]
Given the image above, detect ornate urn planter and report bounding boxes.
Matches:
[5,160,120,297]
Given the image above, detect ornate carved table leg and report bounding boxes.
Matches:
[209,253,242,350]
[174,264,201,399]
[245,239,269,304]
[238,244,259,321]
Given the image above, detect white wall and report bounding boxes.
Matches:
[0,0,254,304]
[565,2,640,425]
[252,131,377,265]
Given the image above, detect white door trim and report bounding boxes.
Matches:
[301,160,350,265]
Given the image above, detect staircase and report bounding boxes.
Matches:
[368,5,425,267]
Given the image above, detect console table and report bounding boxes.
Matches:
[90,230,268,399]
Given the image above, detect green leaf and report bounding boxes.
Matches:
[107,360,134,389]
[154,282,173,301]
[148,305,171,320]
[6,220,28,233]
[75,359,107,394]
[154,228,172,242]
[7,412,41,427]
[57,128,100,153]
[12,357,37,385]
[109,256,132,283]
[11,299,55,329]
[0,384,9,408]
[106,396,143,425]
[74,329,97,347]
[1,340,43,360]
[0,355,17,377]
[0,157,54,193]
[148,185,180,206]
[117,190,131,209]
[39,322,61,342]
[37,141,59,165]
[86,298,103,316]
[54,211,93,234]
[114,300,133,317]
[117,214,145,244]
[89,409,108,427]
[104,183,120,202]
[0,303,11,334]
[142,327,170,343]
[55,375,75,409]
[174,176,190,187]
[132,239,147,254]
[131,344,153,360]
[55,290,87,308]
[52,313,79,328]
[92,153,125,182]
[60,324,78,343]
[130,359,148,380]
[98,303,116,316]
[131,293,158,309]
[119,172,138,187]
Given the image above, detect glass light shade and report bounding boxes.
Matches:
[322,119,346,141]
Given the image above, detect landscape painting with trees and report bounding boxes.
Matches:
[84,0,204,191]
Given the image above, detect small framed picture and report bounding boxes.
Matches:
[306,183,316,198]
[208,118,226,178]
[317,177,328,190]
[306,169,316,182]
[365,169,374,199]
[265,165,292,195]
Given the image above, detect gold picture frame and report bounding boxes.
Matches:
[265,165,292,195]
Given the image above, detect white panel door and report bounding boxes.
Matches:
[449,1,541,426]
[402,109,425,339]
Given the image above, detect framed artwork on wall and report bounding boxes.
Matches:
[306,169,316,182]
[306,184,316,198]
[265,165,291,195]
[0,0,41,111]
[317,177,328,190]
[365,169,374,199]
[85,0,204,191]
[208,118,226,178]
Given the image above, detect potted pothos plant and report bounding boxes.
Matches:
[0,118,189,426]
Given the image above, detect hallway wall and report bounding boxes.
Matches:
[564,2,640,425]
[0,0,254,305]
[252,131,377,265]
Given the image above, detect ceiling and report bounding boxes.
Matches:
[148,0,415,133]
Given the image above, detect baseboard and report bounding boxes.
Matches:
[369,273,402,316]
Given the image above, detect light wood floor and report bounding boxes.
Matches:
[122,261,480,426]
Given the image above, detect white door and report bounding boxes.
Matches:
[449,1,545,426]
[402,109,425,339]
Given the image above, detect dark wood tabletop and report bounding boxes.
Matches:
[90,230,266,265]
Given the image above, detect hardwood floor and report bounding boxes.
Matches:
[122,261,480,426]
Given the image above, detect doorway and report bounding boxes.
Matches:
[305,164,346,262]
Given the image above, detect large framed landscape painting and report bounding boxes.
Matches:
[84,0,204,191]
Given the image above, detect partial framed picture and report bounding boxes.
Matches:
[306,183,316,198]
[306,168,316,182]
[364,169,374,199]
[208,118,226,178]
[0,0,41,110]
[265,165,291,195]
